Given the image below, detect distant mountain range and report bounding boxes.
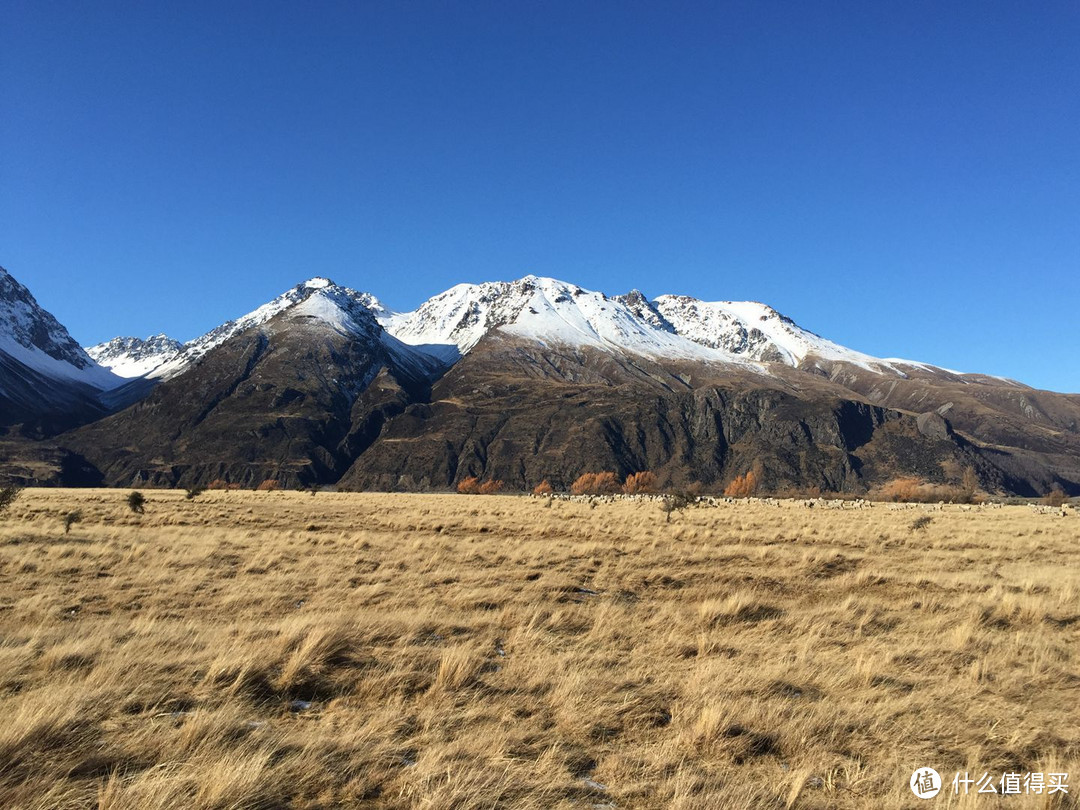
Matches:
[2,265,1077,495]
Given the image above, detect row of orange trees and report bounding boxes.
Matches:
[457,471,660,496]
[458,469,766,496]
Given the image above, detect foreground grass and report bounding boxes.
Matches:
[0,490,1077,809]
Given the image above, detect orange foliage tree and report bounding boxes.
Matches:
[723,470,758,498]
[622,471,657,494]
[255,479,280,491]
[457,477,480,494]
[570,472,621,496]
[532,480,554,496]
[877,476,925,502]
[478,479,504,495]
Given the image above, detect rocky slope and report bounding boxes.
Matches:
[61,280,445,488]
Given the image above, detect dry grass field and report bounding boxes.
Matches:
[0,489,1078,809]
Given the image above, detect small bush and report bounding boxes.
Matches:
[457,477,481,495]
[478,479,504,495]
[570,472,620,496]
[127,491,146,514]
[0,486,21,513]
[623,471,658,495]
[255,479,280,492]
[62,511,82,534]
[532,480,554,496]
[185,487,204,501]
[910,515,933,532]
[660,491,695,523]
[1044,487,1068,508]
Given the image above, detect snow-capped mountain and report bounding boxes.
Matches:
[0,266,118,390]
[381,275,747,365]
[650,295,925,373]
[6,265,1075,496]
[87,274,949,384]
[87,334,183,378]
[379,275,929,376]
[89,278,440,382]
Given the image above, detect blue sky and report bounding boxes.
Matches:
[3,1,1078,391]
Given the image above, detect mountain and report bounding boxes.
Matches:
[2,268,1075,495]
[62,279,445,487]
[87,334,183,378]
[378,275,946,375]
[0,266,121,436]
[2,267,1071,494]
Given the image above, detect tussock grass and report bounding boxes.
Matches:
[0,489,1077,808]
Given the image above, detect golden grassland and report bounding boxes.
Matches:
[0,489,1078,809]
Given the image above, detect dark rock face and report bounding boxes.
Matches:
[337,343,987,494]
[61,318,436,489]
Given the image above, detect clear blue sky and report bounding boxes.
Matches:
[3,1,1078,391]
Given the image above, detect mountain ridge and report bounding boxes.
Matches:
[2,265,1076,494]
[87,274,1004,388]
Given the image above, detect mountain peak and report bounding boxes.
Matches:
[96,278,391,381]
[87,334,184,378]
[0,265,118,388]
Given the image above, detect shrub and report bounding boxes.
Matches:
[62,510,82,534]
[877,477,925,503]
[910,515,933,532]
[622,471,658,495]
[570,472,620,496]
[659,491,694,522]
[255,479,280,492]
[478,479,504,495]
[457,477,481,495]
[127,491,146,514]
[1044,486,1068,508]
[185,487,204,501]
[723,470,758,498]
[207,479,241,490]
[532,480,554,496]
[0,486,21,513]
[874,477,974,504]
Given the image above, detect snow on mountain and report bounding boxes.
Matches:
[381,276,727,363]
[87,334,183,378]
[85,273,948,386]
[0,266,119,389]
[653,295,940,374]
[99,278,440,382]
[384,275,934,376]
